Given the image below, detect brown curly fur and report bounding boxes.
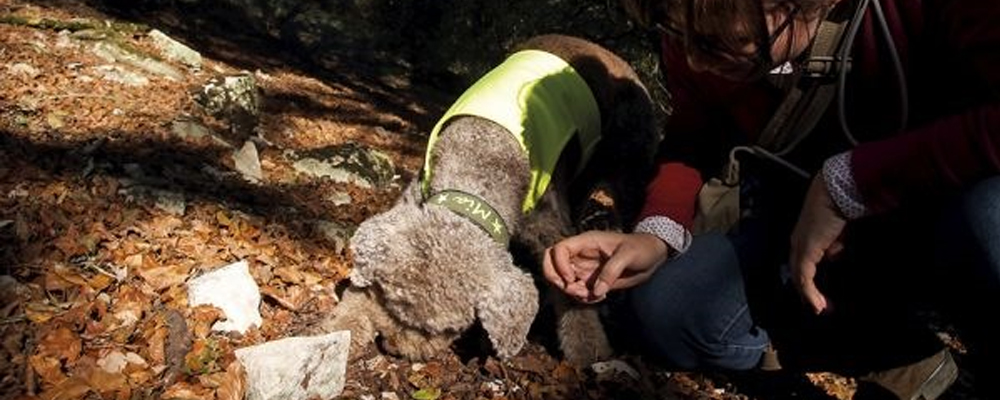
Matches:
[318,34,660,364]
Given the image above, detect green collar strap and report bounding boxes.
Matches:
[426,190,510,246]
[421,49,602,213]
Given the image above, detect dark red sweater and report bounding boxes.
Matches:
[640,0,1000,229]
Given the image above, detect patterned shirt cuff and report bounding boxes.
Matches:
[634,216,692,257]
[822,151,867,220]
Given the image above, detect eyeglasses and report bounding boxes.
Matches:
[657,3,800,78]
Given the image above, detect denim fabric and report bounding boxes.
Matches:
[936,176,1000,386]
[628,233,770,370]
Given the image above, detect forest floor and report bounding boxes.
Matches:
[0,0,978,399]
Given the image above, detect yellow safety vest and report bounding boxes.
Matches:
[422,49,602,213]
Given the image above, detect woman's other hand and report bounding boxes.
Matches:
[790,174,847,315]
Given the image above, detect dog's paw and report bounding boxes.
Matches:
[380,327,457,361]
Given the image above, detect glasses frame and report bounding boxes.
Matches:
[657,2,800,76]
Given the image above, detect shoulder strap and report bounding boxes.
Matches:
[756,2,864,154]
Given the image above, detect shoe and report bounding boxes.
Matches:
[854,348,958,400]
[758,342,782,371]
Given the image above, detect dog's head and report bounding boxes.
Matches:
[348,182,539,358]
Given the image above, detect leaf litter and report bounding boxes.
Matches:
[2,0,978,399]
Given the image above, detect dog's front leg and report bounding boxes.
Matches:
[549,286,613,365]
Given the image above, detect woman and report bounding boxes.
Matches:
[543,0,1000,398]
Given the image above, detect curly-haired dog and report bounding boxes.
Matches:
[320,34,659,364]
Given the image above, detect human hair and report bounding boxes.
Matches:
[620,0,831,30]
[620,0,835,79]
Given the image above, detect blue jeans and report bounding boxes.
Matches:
[624,175,1000,374]
[628,233,769,370]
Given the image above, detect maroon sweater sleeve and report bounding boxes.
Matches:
[852,0,1000,214]
[854,104,1000,214]
[637,39,710,229]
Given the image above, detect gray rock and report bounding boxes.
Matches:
[153,190,186,216]
[90,41,184,81]
[92,65,149,87]
[313,220,354,255]
[232,140,263,182]
[170,118,232,147]
[236,331,351,400]
[148,29,203,69]
[195,74,261,137]
[291,143,394,189]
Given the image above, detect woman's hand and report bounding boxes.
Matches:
[789,175,848,315]
[543,231,669,303]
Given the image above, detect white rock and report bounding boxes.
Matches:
[187,260,262,334]
[380,392,399,400]
[236,331,351,400]
[590,359,641,381]
[233,141,263,183]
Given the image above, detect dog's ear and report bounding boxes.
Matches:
[476,266,539,359]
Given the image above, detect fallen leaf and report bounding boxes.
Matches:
[29,354,66,386]
[24,302,61,324]
[215,361,246,400]
[161,380,213,400]
[39,376,90,400]
[412,387,441,400]
[111,285,149,328]
[184,339,221,375]
[135,262,191,291]
[272,265,303,284]
[44,262,89,291]
[35,326,82,363]
[187,305,223,339]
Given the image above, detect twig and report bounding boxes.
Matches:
[0,315,26,325]
[85,262,120,281]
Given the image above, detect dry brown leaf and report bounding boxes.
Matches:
[212,360,246,400]
[142,215,185,239]
[28,354,66,386]
[551,362,577,381]
[44,263,89,291]
[24,301,62,324]
[35,326,82,363]
[184,339,222,376]
[135,262,191,291]
[38,376,90,400]
[141,315,169,366]
[86,273,114,292]
[259,285,304,311]
[111,285,150,328]
[187,305,223,339]
[162,380,214,400]
[272,265,304,284]
[52,224,89,258]
[73,356,131,399]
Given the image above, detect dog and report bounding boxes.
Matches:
[319,34,660,364]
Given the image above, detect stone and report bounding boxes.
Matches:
[236,331,351,400]
[187,260,262,334]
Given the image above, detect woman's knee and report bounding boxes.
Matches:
[626,233,767,370]
[961,176,1000,237]
[958,176,1000,270]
